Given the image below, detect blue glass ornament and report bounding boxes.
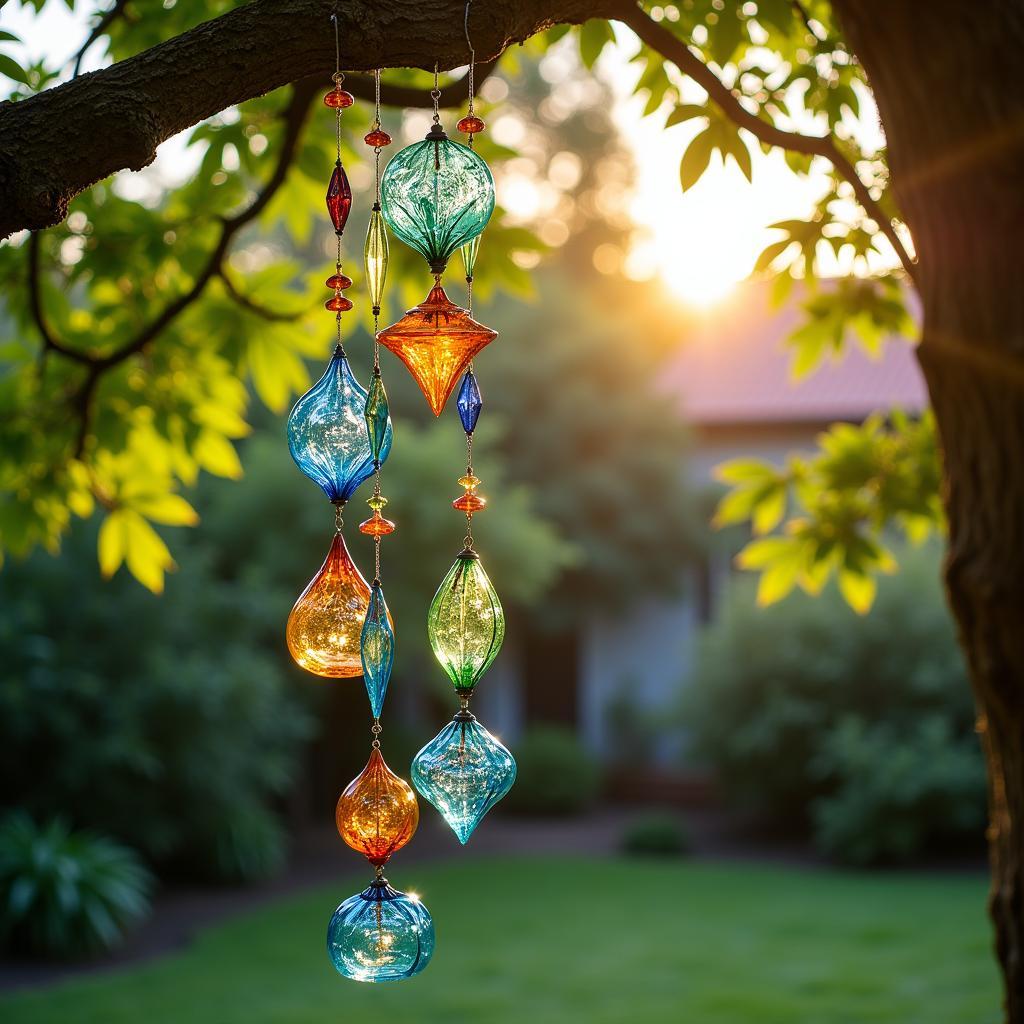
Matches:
[287,346,392,502]
[327,880,434,982]
[411,712,516,844]
[361,581,394,718]
[456,370,482,434]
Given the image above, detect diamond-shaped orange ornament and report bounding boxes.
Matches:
[377,283,498,416]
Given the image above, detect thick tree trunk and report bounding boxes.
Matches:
[835,3,1024,1018]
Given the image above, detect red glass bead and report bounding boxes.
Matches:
[453,492,487,513]
[324,88,354,109]
[326,163,352,234]
[457,114,486,134]
[359,511,396,537]
[326,295,354,312]
[326,273,353,290]
[364,129,393,148]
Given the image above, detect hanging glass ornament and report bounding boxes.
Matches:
[326,162,353,235]
[428,547,505,697]
[377,282,497,416]
[456,370,482,434]
[364,205,389,316]
[460,235,480,281]
[327,880,434,982]
[361,581,394,717]
[336,747,418,865]
[287,346,392,502]
[380,124,494,275]
[287,531,378,677]
[364,369,390,462]
[411,710,516,843]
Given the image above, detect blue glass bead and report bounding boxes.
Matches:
[361,582,394,719]
[456,370,482,434]
[287,346,392,502]
[411,712,516,844]
[327,880,434,982]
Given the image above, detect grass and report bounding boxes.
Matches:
[1,857,998,1024]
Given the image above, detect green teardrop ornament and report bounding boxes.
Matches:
[460,235,481,280]
[427,548,505,696]
[364,205,389,314]
[364,371,391,462]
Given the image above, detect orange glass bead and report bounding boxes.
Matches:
[286,532,376,677]
[377,283,498,416]
[326,294,354,312]
[324,88,354,109]
[359,510,396,537]
[453,491,487,513]
[336,748,419,866]
[364,128,392,148]
[457,114,486,134]
[326,273,353,290]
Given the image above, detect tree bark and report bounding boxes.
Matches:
[834,3,1024,1019]
[0,0,603,238]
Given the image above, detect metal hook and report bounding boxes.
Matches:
[329,12,340,76]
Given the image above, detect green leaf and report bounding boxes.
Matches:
[578,19,615,70]
[98,511,127,578]
[130,493,199,527]
[193,431,243,480]
[0,53,29,85]
[665,104,709,128]
[838,569,876,614]
[679,128,715,191]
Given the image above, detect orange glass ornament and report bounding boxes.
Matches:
[326,273,353,290]
[336,748,419,866]
[453,491,487,513]
[324,88,354,109]
[326,294,354,312]
[457,114,486,134]
[377,283,498,416]
[286,532,378,677]
[364,128,392,148]
[359,510,396,537]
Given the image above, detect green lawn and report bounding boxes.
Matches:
[1,857,998,1024]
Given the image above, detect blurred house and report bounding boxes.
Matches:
[480,284,928,760]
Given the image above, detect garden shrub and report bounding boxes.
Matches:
[0,813,153,959]
[0,525,311,883]
[683,545,985,864]
[621,811,692,857]
[501,726,602,815]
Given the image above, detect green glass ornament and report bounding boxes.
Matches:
[460,235,480,281]
[428,548,505,696]
[380,125,495,275]
[365,204,389,314]
[364,370,390,462]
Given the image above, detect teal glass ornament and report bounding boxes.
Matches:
[411,711,516,843]
[364,369,390,462]
[327,879,434,982]
[380,124,495,275]
[361,581,394,718]
[287,346,392,502]
[460,234,480,280]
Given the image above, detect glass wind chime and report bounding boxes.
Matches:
[284,7,514,984]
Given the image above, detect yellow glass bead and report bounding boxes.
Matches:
[458,474,481,490]
[366,493,388,511]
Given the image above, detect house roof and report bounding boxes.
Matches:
[662,284,927,426]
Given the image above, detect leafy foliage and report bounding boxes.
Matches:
[0,813,153,959]
[683,546,985,863]
[715,410,941,611]
[621,811,692,857]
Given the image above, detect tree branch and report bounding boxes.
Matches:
[614,1,918,283]
[0,0,601,238]
[346,58,499,109]
[219,268,303,322]
[71,0,131,79]
[48,77,319,456]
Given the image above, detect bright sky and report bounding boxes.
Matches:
[0,2,881,310]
